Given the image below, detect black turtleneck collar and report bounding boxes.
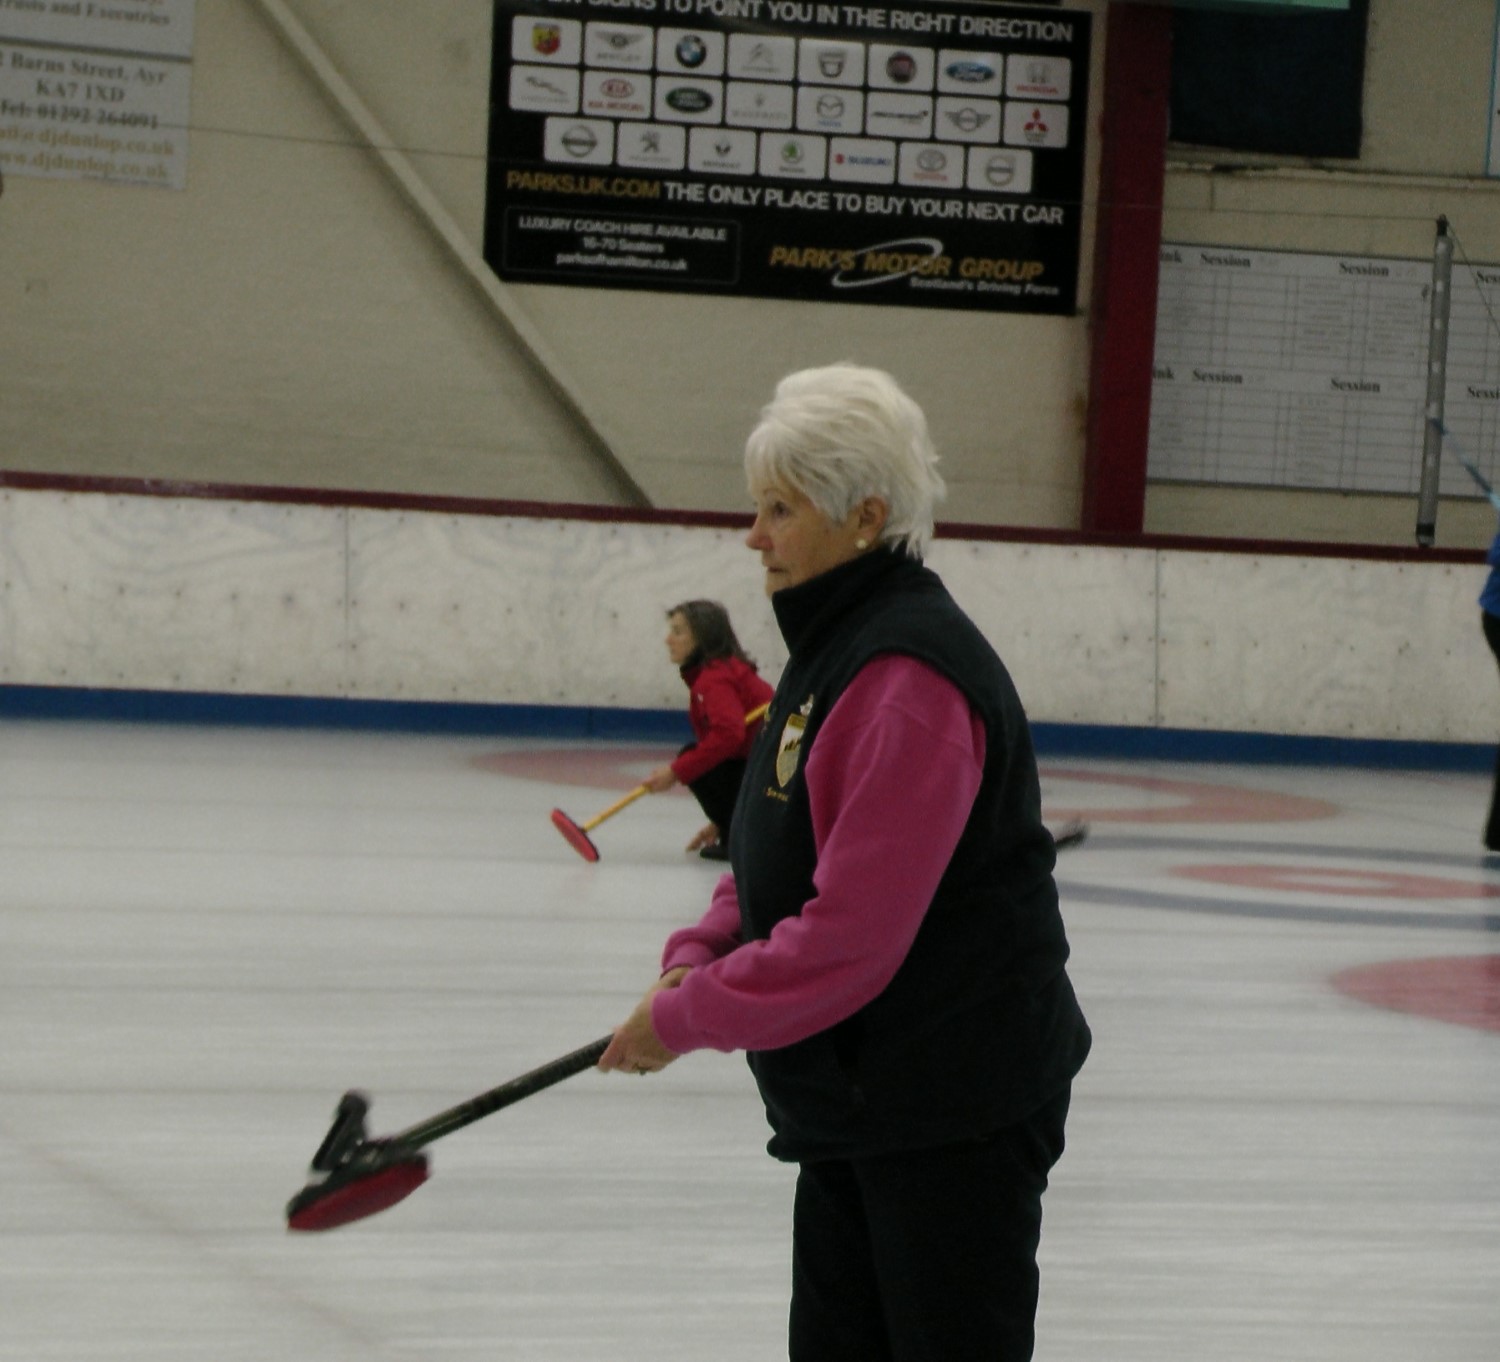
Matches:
[770,546,921,657]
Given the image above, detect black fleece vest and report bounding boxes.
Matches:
[729,549,1090,1161]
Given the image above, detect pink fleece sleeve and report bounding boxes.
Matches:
[651,653,985,1055]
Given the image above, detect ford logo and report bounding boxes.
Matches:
[945,61,994,84]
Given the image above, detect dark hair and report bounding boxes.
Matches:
[668,599,755,667]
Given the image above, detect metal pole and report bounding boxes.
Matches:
[1415,216,1453,546]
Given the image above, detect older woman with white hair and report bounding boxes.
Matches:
[601,362,1091,1362]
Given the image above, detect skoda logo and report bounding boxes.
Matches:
[666,87,713,113]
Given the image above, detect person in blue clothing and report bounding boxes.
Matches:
[1481,522,1500,850]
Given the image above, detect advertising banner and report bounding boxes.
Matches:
[485,1,1091,314]
[0,0,195,189]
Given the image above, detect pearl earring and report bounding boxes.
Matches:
[855,538,868,550]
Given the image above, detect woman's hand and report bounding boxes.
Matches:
[643,764,678,794]
[685,821,721,852]
[598,968,690,1075]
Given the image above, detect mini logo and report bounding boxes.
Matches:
[676,34,707,68]
[531,23,561,57]
[945,60,994,84]
[817,49,846,79]
[946,107,993,134]
[886,52,917,84]
[560,125,598,157]
[667,87,714,113]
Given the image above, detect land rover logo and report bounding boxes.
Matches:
[666,87,713,113]
[560,125,598,157]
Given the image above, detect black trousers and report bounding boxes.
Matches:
[788,1086,1071,1362]
[679,745,746,837]
[1485,611,1500,850]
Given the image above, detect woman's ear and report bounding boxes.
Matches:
[858,497,890,541]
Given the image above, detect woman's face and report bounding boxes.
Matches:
[664,612,696,665]
[746,479,874,596]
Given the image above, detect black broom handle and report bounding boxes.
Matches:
[390,1036,612,1152]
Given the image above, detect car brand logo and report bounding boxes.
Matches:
[817,49,846,79]
[600,78,636,99]
[744,42,779,73]
[666,87,713,113]
[816,94,845,119]
[945,107,993,133]
[531,24,561,57]
[886,52,917,84]
[982,152,1017,187]
[560,125,598,157]
[944,60,994,84]
[676,34,708,68]
[599,30,643,53]
[917,148,949,172]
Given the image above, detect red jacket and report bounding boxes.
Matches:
[670,656,775,786]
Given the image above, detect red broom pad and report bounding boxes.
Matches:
[287,1155,429,1232]
[550,808,600,862]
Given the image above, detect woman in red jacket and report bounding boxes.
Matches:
[644,599,774,860]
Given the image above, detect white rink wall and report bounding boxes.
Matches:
[0,486,1490,745]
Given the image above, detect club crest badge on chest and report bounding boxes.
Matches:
[776,694,815,788]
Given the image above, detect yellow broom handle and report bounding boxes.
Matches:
[580,784,650,832]
[582,705,767,832]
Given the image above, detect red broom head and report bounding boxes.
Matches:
[550,808,600,862]
[286,1155,430,1232]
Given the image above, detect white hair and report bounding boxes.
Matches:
[744,362,946,559]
